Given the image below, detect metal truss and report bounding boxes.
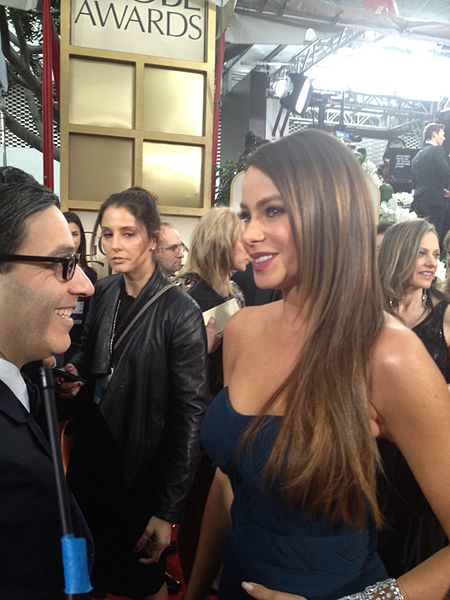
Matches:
[223,26,371,95]
[291,92,439,133]
[270,28,368,80]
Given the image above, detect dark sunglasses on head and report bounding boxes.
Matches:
[0,254,78,281]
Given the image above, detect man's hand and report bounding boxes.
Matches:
[241,582,307,600]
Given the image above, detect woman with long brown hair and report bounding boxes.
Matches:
[377,218,450,577]
[60,187,208,600]
[63,211,97,362]
[184,130,450,600]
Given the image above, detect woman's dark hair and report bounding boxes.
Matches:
[64,211,89,270]
[92,187,161,254]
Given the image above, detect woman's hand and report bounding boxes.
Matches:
[54,363,84,399]
[134,516,173,564]
[242,582,307,600]
[206,316,222,354]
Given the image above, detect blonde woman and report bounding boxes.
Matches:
[185,130,450,600]
[175,206,249,582]
[176,207,249,396]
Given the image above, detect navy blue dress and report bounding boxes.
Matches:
[202,388,387,600]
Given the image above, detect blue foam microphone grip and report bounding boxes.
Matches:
[61,534,92,594]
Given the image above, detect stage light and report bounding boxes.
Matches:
[268,69,293,99]
[280,73,313,116]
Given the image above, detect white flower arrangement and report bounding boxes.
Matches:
[361,158,382,188]
[379,196,417,223]
[356,153,416,224]
[390,191,414,207]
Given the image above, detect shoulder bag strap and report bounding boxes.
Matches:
[113,283,176,352]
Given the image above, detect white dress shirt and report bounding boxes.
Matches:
[0,357,30,412]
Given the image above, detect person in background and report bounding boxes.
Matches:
[176,207,248,392]
[411,122,450,244]
[0,172,94,599]
[376,219,393,252]
[377,218,449,577]
[154,221,186,277]
[175,206,249,583]
[232,262,282,306]
[63,211,98,362]
[60,187,208,600]
[184,130,450,600]
[441,229,450,295]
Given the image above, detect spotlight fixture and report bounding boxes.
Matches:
[268,69,293,99]
[280,73,313,116]
[271,72,313,139]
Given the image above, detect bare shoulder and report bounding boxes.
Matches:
[373,312,427,367]
[371,317,450,556]
[224,300,282,340]
[371,312,450,436]
[223,301,283,385]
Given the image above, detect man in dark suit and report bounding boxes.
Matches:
[411,122,450,244]
[0,172,94,599]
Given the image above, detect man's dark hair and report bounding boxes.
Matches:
[0,172,59,272]
[423,122,444,142]
[0,166,37,185]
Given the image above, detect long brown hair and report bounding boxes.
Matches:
[378,219,442,311]
[244,130,385,529]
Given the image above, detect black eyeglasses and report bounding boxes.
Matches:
[0,254,78,281]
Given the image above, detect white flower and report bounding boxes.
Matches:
[379,200,417,223]
[361,159,382,188]
[391,191,414,207]
[436,260,446,282]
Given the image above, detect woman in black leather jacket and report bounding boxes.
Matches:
[61,187,208,600]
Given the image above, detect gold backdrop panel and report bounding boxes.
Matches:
[70,134,133,203]
[144,68,204,136]
[69,59,135,129]
[143,142,202,208]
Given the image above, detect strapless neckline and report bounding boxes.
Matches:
[223,387,283,419]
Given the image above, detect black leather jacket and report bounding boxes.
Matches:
[71,266,208,523]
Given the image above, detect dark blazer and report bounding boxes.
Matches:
[0,380,91,599]
[411,144,450,212]
[71,266,208,523]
